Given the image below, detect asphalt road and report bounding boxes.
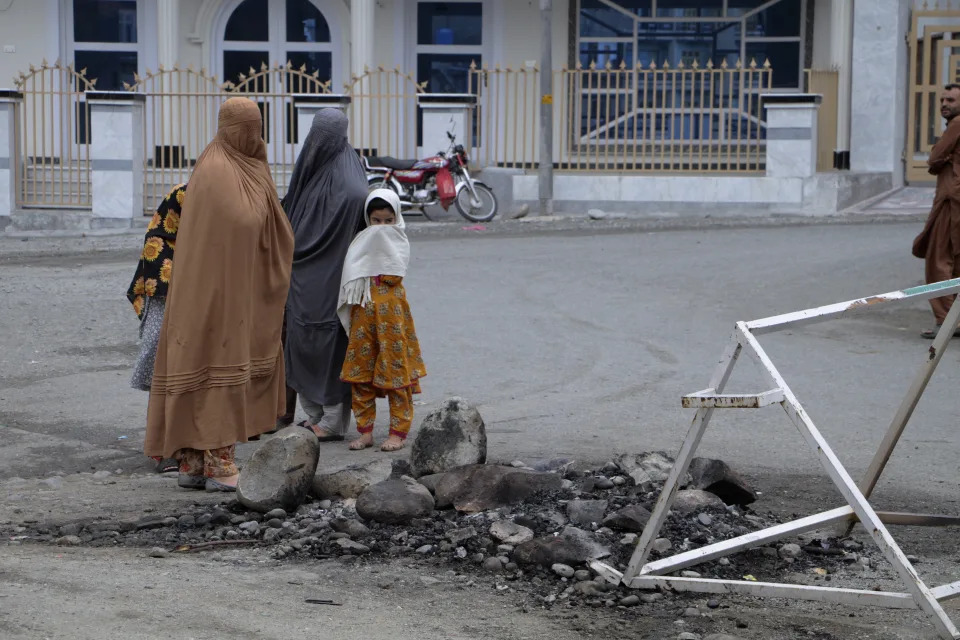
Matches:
[1,219,957,506]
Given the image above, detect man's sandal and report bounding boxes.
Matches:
[921,326,960,339]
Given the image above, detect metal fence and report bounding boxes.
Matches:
[470,58,774,173]
[12,56,777,212]
[347,67,425,160]
[14,60,94,208]
[126,62,332,212]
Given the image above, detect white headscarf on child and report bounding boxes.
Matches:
[337,188,410,333]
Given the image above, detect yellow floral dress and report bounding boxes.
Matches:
[126,183,185,318]
[341,275,426,394]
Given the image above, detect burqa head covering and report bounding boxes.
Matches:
[282,108,369,406]
[144,97,294,458]
[217,97,266,159]
[285,109,349,203]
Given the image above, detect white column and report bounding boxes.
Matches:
[350,0,375,152]
[157,0,180,68]
[350,0,376,78]
[850,0,911,183]
[764,94,822,179]
[0,90,22,218]
[829,0,854,168]
[88,92,145,222]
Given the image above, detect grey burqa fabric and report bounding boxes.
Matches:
[283,109,368,406]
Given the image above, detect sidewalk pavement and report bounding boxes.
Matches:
[0,186,933,261]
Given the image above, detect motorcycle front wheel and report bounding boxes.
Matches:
[455,183,498,222]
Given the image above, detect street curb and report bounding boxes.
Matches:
[0,211,928,262]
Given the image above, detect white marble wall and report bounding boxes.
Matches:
[850,0,911,183]
[765,103,819,179]
[420,100,473,156]
[0,99,17,217]
[513,175,804,205]
[90,101,144,220]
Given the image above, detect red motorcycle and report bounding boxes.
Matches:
[362,132,498,222]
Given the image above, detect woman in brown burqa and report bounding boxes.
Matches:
[144,97,294,492]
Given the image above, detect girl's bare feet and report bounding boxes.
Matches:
[349,433,374,450]
[380,435,405,452]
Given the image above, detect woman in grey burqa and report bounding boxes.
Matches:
[282,108,368,440]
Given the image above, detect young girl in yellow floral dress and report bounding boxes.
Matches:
[337,189,426,452]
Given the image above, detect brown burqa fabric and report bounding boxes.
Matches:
[913,116,960,323]
[144,98,294,458]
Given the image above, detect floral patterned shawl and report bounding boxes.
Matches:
[126,183,186,318]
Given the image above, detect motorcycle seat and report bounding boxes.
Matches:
[366,156,419,170]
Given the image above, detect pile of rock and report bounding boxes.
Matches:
[2,396,875,623]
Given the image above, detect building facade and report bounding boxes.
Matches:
[0,0,942,228]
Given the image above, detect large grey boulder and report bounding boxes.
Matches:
[688,457,757,506]
[602,504,652,533]
[356,477,435,524]
[311,458,392,500]
[489,520,535,545]
[238,429,319,512]
[410,397,486,477]
[513,526,611,567]
[670,489,726,515]
[615,452,691,491]
[433,464,563,513]
[416,473,446,495]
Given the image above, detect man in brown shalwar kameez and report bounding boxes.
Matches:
[914,84,960,338]
[144,97,294,492]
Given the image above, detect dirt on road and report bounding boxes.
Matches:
[2,465,958,640]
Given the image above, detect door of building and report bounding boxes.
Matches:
[906,7,960,183]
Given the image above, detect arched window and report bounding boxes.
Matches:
[219,0,336,87]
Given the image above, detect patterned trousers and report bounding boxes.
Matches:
[352,383,414,439]
[176,445,238,478]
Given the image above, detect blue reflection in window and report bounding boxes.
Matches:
[417,3,482,46]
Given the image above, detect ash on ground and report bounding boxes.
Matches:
[2,452,883,623]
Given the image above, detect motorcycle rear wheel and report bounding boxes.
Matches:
[365,178,433,221]
[455,183,498,222]
[367,176,391,192]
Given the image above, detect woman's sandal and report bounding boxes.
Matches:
[155,458,179,474]
[297,420,345,442]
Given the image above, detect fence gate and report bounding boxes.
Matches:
[346,67,425,160]
[230,63,332,191]
[127,66,222,212]
[14,60,95,208]
[907,6,960,183]
[128,62,331,212]
[469,58,773,173]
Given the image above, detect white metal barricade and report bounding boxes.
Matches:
[591,278,960,640]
